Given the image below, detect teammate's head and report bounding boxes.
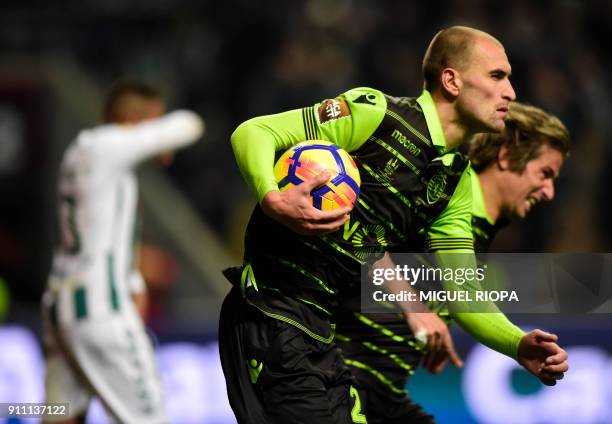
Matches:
[103,81,165,124]
[423,26,516,134]
[469,102,570,219]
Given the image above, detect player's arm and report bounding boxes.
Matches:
[429,167,568,384]
[373,252,464,373]
[231,87,386,234]
[91,110,204,169]
[427,165,525,358]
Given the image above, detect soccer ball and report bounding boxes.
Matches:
[273,140,361,210]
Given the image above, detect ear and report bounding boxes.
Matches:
[440,68,461,97]
[497,145,511,171]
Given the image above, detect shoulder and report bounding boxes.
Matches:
[69,124,128,166]
[75,124,117,147]
[339,87,386,108]
[316,87,387,128]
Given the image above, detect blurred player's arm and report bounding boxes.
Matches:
[92,110,204,169]
[231,88,386,233]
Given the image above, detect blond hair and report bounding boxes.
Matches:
[469,102,570,173]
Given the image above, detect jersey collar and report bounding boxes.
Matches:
[470,167,496,224]
[417,90,447,153]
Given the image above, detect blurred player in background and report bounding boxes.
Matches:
[220,26,567,424]
[335,101,570,423]
[42,81,204,424]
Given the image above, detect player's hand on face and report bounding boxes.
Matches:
[261,171,352,235]
[517,329,569,386]
[406,312,463,374]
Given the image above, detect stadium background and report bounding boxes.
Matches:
[1,1,611,423]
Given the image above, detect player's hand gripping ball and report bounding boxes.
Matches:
[274,140,361,211]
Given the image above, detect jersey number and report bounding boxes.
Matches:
[350,385,367,423]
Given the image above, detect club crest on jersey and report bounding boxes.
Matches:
[427,171,447,204]
[318,99,350,124]
[382,158,400,181]
[369,158,399,184]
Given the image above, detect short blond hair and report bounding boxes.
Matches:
[422,26,500,91]
[469,102,570,173]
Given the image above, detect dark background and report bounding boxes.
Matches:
[0,0,611,334]
[1,2,611,423]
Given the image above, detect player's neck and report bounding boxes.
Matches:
[443,124,468,151]
[431,93,470,151]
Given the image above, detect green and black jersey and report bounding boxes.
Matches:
[332,167,525,414]
[230,87,473,342]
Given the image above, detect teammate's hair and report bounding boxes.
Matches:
[422,26,500,91]
[469,102,570,173]
[103,81,163,123]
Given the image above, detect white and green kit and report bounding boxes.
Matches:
[43,110,203,423]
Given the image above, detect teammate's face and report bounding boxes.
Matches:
[456,37,516,134]
[500,143,564,219]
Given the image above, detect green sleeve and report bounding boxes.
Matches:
[230,87,387,202]
[231,109,307,203]
[432,247,524,359]
[427,162,474,251]
[428,166,524,359]
[452,312,525,359]
[434,248,525,359]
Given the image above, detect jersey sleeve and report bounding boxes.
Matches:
[426,163,474,252]
[87,110,204,170]
[231,87,387,202]
[427,166,524,359]
[452,312,525,359]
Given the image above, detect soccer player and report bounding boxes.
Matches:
[42,82,204,424]
[469,102,569,250]
[220,26,565,423]
[335,101,571,423]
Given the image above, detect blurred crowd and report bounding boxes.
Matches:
[0,0,611,330]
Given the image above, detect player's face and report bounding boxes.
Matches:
[501,143,564,219]
[144,99,166,120]
[456,37,516,134]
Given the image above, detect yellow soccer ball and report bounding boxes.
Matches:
[273,140,361,210]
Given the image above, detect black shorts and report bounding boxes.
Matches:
[335,308,435,424]
[351,367,434,424]
[219,287,367,424]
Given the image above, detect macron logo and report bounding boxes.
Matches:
[391,130,422,156]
